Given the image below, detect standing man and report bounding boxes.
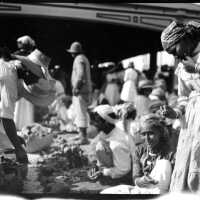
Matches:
[67,41,92,145]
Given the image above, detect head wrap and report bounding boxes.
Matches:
[138,79,153,89]
[115,102,136,120]
[150,88,166,100]
[139,114,164,135]
[161,21,186,51]
[17,35,36,47]
[93,104,116,124]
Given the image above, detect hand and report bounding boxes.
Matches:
[87,166,102,181]
[135,176,158,188]
[159,105,177,119]
[182,56,196,73]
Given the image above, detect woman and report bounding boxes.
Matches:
[160,20,200,192]
[104,63,121,106]
[101,114,174,194]
[120,62,138,103]
[134,79,153,118]
[14,35,37,130]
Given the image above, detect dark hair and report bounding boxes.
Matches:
[137,87,152,95]
[0,46,12,60]
[89,111,115,134]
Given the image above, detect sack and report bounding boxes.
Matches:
[26,133,54,153]
[17,50,56,107]
[21,123,54,153]
[18,79,56,107]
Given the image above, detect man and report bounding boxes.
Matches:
[67,41,92,145]
[0,46,28,163]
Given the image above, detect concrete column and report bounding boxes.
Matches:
[149,51,157,80]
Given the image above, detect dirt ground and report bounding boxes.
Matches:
[21,132,112,195]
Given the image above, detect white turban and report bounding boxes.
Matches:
[93,104,115,124]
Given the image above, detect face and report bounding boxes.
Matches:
[141,130,160,149]
[167,38,198,60]
[17,41,23,49]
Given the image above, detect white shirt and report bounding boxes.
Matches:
[99,126,135,179]
[0,59,18,119]
[54,80,65,97]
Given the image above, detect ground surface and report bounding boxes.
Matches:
[17,132,111,196]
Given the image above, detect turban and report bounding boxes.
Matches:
[139,114,164,134]
[161,21,186,51]
[150,88,166,99]
[93,104,116,124]
[138,79,153,89]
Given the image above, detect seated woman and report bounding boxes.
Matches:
[88,104,136,185]
[101,113,175,194]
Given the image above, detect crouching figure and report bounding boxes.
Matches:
[88,104,136,185]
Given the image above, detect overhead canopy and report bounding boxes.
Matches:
[0,3,199,66]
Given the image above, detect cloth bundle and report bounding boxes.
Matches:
[21,123,54,153]
[17,49,56,107]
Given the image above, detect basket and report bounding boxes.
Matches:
[26,133,54,153]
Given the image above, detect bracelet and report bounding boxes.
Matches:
[195,63,200,73]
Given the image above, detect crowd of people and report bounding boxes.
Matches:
[0,19,200,196]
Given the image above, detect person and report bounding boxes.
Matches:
[160,20,200,192]
[101,114,174,194]
[0,46,28,163]
[87,104,136,184]
[154,78,168,92]
[120,62,139,103]
[49,65,65,98]
[50,65,67,95]
[113,102,137,135]
[149,87,167,103]
[88,84,109,110]
[134,79,153,119]
[104,63,121,106]
[67,41,92,145]
[14,35,37,130]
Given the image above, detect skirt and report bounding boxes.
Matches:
[104,83,120,106]
[14,98,34,130]
[120,80,137,102]
[170,93,200,192]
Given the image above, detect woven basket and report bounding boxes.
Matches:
[26,133,54,153]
